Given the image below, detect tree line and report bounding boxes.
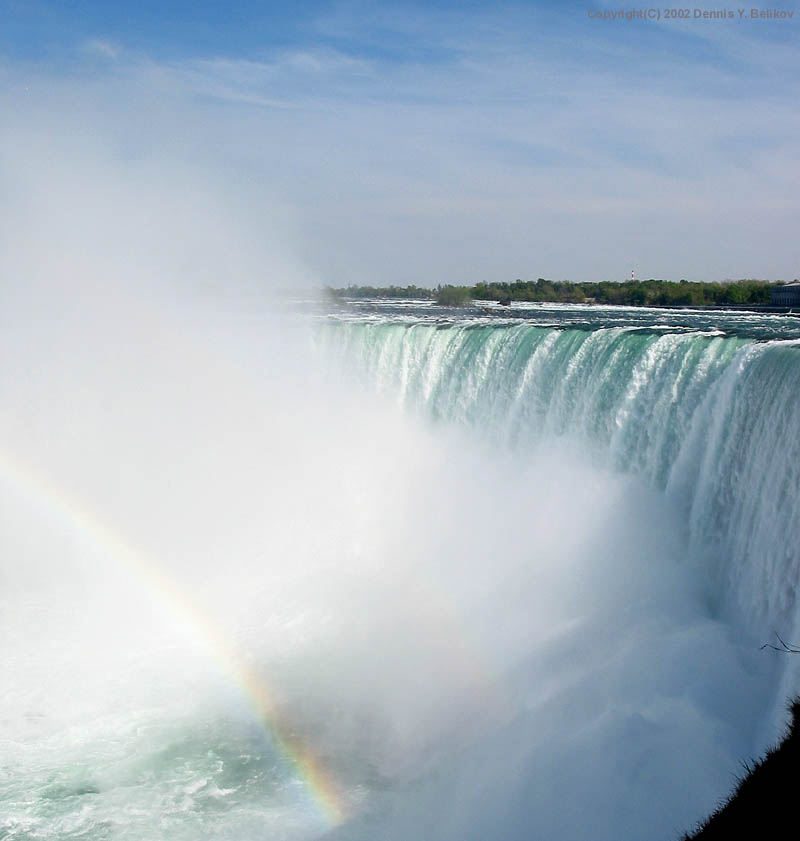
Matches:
[328,278,782,307]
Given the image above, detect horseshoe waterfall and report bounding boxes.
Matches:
[3,298,799,841]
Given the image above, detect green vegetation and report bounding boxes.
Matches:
[329,278,782,308]
[435,285,472,306]
[326,284,436,300]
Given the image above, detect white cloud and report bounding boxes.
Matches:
[2,6,798,285]
[82,38,121,60]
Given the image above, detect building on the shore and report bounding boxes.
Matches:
[771,281,800,307]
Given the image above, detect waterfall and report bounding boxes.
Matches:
[317,321,800,640]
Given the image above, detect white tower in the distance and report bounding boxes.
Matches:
[631,269,635,281]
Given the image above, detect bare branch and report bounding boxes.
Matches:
[760,632,800,653]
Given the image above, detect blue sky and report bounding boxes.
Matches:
[1,1,799,285]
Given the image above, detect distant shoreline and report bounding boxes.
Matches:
[326,279,797,310]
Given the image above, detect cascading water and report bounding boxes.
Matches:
[316,315,800,644]
[4,293,799,841]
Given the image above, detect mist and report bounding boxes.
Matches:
[0,136,784,839]
[0,85,787,841]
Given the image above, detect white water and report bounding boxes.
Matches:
[317,317,800,643]
[2,288,799,840]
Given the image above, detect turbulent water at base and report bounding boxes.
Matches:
[3,298,800,841]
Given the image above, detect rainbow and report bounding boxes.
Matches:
[0,448,348,827]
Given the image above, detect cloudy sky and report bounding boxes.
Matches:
[1,0,798,286]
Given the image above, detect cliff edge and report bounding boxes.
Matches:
[683,698,800,839]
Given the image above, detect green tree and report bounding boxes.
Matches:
[436,285,472,306]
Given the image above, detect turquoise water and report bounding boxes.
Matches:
[3,300,799,841]
[318,304,800,635]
